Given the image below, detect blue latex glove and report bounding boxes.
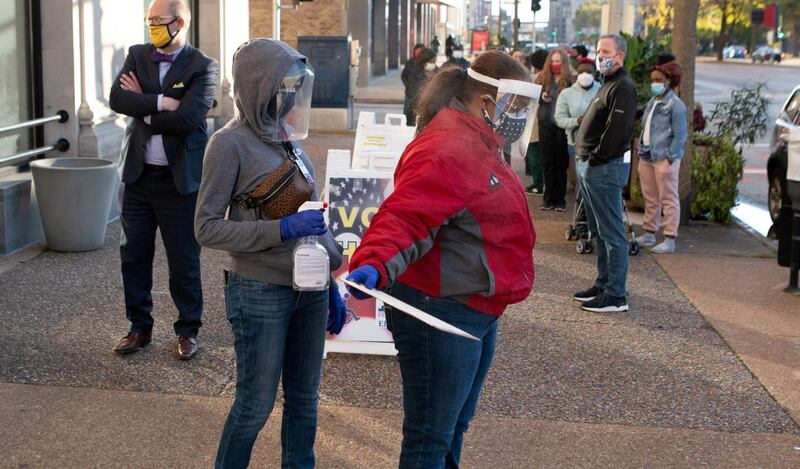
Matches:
[345,265,380,300]
[327,285,347,335]
[280,209,327,240]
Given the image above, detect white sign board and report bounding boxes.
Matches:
[323,112,416,356]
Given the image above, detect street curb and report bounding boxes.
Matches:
[354,98,405,105]
[697,56,800,68]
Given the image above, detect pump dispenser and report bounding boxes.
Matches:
[293,201,330,291]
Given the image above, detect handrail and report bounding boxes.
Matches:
[0,139,70,168]
[0,111,71,169]
[0,110,69,135]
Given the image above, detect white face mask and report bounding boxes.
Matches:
[424,62,436,72]
[577,72,595,88]
[453,51,464,59]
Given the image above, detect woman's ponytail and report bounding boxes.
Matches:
[414,66,467,133]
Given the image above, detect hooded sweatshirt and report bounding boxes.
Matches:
[194,39,342,285]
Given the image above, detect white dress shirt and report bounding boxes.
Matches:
[144,44,185,166]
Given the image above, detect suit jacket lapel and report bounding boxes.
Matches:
[162,43,194,92]
[144,44,160,91]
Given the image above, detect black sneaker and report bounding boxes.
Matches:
[526,185,542,195]
[573,285,603,302]
[540,204,555,211]
[554,203,567,212]
[581,292,629,313]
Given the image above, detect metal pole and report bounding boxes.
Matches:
[0,111,68,135]
[786,212,800,295]
[0,139,70,168]
[497,0,502,46]
[513,0,519,47]
[274,0,281,40]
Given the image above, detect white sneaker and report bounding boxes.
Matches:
[635,232,656,247]
[652,238,676,254]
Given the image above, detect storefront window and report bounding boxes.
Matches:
[0,0,32,159]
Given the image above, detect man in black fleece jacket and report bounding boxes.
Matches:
[572,34,637,313]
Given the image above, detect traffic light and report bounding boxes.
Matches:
[531,0,541,12]
[577,29,583,37]
[777,29,785,40]
[751,8,764,26]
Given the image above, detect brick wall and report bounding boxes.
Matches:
[249,0,347,49]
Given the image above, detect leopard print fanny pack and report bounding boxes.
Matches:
[233,143,313,220]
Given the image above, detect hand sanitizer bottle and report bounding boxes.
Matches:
[293,201,330,291]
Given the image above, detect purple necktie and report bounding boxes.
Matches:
[151,50,175,63]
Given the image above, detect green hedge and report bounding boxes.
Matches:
[690,134,744,222]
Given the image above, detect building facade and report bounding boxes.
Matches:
[0,0,248,255]
[249,0,464,87]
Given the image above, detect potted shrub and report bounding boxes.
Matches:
[690,83,770,222]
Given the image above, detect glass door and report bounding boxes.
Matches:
[0,0,33,159]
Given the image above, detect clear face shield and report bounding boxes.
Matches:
[467,68,542,149]
[275,60,315,141]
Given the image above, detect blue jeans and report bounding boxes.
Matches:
[576,157,630,298]
[386,282,499,469]
[567,144,582,200]
[215,273,327,469]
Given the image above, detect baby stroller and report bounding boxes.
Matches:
[566,193,640,256]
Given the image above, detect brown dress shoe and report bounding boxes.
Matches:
[114,332,151,355]
[177,336,198,361]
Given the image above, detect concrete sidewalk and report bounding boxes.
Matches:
[353,69,404,105]
[1,135,799,467]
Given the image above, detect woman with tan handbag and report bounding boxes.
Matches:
[194,39,345,469]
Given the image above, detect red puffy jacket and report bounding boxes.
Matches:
[349,106,536,316]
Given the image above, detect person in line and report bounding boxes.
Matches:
[194,39,345,468]
[525,49,549,194]
[403,47,437,127]
[442,44,470,71]
[569,44,589,71]
[573,34,637,313]
[512,48,530,72]
[431,36,441,56]
[401,43,425,90]
[635,61,688,254]
[535,48,573,211]
[346,51,536,468]
[109,0,218,360]
[555,57,600,194]
[445,34,455,51]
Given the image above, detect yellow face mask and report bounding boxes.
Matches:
[149,18,179,49]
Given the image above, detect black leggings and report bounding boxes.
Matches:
[539,123,570,207]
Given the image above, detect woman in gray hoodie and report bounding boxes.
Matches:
[194,39,344,468]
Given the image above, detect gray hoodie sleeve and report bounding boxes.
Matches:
[194,134,284,252]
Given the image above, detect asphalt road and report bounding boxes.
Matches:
[695,61,798,234]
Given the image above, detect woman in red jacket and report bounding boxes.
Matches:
[346,51,538,468]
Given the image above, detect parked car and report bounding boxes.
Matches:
[752,46,783,63]
[722,45,747,59]
[767,85,800,222]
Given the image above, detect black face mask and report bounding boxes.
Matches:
[483,106,528,144]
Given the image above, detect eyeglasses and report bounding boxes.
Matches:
[145,16,177,26]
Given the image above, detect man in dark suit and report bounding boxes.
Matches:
[109,0,218,360]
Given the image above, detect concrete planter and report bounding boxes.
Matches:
[30,158,117,252]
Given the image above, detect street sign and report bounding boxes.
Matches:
[751,8,764,26]
[764,3,777,28]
